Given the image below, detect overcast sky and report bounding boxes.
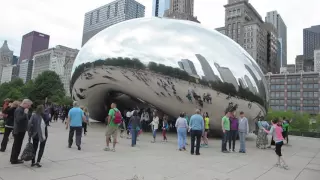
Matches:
[0,0,319,64]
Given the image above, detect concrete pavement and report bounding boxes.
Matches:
[0,121,320,180]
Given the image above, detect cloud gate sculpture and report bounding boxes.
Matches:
[71,17,268,133]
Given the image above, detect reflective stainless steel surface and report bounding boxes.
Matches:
[71,17,267,132]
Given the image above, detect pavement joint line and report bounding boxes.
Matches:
[294,150,318,180]
[82,174,99,180]
[226,163,249,174]
[253,164,277,180]
[50,174,82,180]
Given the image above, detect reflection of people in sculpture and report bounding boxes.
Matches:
[186,93,192,103]
[248,102,252,109]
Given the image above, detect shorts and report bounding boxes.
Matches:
[105,125,118,137]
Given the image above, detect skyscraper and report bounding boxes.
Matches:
[0,40,14,82]
[152,0,170,17]
[163,0,199,23]
[195,54,217,81]
[265,11,287,67]
[81,0,145,46]
[295,55,304,72]
[19,59,33,83]
[217,0,268,74]
[19,31,50,64]
[303,25,320,60]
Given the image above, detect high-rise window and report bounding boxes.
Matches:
[115,2,118,17]
[89,12,93,25]
[107,5,110,19]
[96,9,100,23]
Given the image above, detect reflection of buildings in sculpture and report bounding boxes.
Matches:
[238,78,245,88]
[244,75,256,94]
[178,59,197,76]
[195,54,217,82]
[152,0,170,17]
[244,64,264,96]
[214,63,238,91]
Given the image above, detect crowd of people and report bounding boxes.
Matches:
[0,98,290,170]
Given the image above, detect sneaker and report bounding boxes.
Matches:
[204,145,209,148]
[222,150,229,153]
[77,146,81,151]
[232,149,235,152]
[282,165,289,170]
[104,147,110,151]
[111,148,116,152]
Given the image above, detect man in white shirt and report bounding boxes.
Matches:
[238,111,249,153]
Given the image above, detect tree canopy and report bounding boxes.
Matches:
[0,70,72,106]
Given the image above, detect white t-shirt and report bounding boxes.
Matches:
[151,116,159,130]
[126,111,132,118]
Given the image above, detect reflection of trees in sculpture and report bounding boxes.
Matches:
[71,57,264,106]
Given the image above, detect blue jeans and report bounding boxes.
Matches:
[221,130,229,151]
[177,128,187,149]
[131,129,138,146]
[153,129,157,138]
[238,132,246,152]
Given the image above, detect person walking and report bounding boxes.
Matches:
[162,115,169,142]
[150,112,159,143]
[189,109,204,155]
[10,99,33,164]
[221,111,230,153]
[201,112,209,148]
[175,113,188,151]
[238,111,249,153]
[66,101,87,150]
[129,111,141,147]
[28,105,48,167]
[0,101,19,152]
[82,107,89,135]
[229,112,239,152]
[104,103,121,152]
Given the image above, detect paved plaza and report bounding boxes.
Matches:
[0,122,320,180]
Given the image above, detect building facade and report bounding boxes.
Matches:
[19,59,33,83]
[217,0,268,74]
[265,72,320,115]
[303,25,320,61]
[0,41,14,82]
[163,0,199,23]
[195,54,217,82]
[264,22,278,73]
[0,65,19,84]
[265,11,287,67]
[81,0,145,46]
[19,31,50,64]
[152,0,170,17]
[314,49,320,72]
[295,55,304,73]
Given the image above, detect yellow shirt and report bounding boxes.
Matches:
[204,117,210,129]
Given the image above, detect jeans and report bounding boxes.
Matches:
[229,130,238,150]
[190,130,202,154]
[238,132,246,152]
[131,129,138,146]
[153,129,157,138]
[10,132,26,162]
[1,127,13,151]
[221,130,229,151]
[68,126,82,147]
[82,122,87,135]
[32,136,47,163]
[177,128,187,149]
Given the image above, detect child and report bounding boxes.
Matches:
[263,118,288,170]
[162,118,168,142]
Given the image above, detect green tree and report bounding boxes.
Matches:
[0,78,24,102]
[31,71,65,105]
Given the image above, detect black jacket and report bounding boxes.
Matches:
[13,106,29,134]
[3,107,16,128]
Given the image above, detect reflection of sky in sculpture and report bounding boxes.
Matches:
[72,17,267,99]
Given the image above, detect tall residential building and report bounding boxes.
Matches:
[265,11,287,67]
[178,59,197,76]
[152,0,170,17]
[295,55,304,72]
[303,25,320,60]
[314,49,320,72]
[163,0,199,23]
[265,72,320,115]
[0,40,14,82]
[81,0,145,46]
[19,31,50,64]
[218,0,268,74]
[0,65,19,84]
[264,22,278,73]
[19,59,33,83]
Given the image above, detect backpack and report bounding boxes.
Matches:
[113,109,122,124]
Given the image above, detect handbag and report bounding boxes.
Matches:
[21,136,35,161]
